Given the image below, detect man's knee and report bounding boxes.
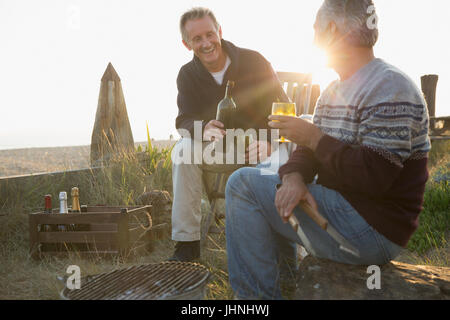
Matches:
[225,167,256,197]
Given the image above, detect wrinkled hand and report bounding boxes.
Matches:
[275,172,319,223]
[245,140,272,163]
[268,115,324,151]
[203,120,226,142]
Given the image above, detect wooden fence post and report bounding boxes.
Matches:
[90,63,135,166]
[421,74,439,118]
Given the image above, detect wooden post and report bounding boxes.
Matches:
[421,75,438,117]
[90,63,135,166]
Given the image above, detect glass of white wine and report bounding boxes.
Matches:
[271,102,297,142]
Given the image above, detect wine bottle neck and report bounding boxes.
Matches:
[225,85,232,98]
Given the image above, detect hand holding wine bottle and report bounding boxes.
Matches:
[203,80,237,142]
[203,120,226,142]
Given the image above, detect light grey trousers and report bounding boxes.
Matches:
[170,138,289,242]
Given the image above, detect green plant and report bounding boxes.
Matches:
[135,121,174,191]
[408,180,450,255]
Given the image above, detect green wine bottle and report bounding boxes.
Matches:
[216,80,237,129]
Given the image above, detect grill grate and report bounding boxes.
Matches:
[61,261,211,300]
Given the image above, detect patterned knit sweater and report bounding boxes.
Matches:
[278,58,431,247]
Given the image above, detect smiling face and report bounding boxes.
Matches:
[182,16,226,72]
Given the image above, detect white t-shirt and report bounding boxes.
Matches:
[210,56,231,85]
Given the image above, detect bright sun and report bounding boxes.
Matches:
[307,47,339,93]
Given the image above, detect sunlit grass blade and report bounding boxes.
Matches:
[146,121,153,153]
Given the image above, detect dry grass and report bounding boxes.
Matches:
[395,234,449,267]
[0,139,447,300]
[0,141,231,300]
[0,200,231,300]
[0,210,174,299]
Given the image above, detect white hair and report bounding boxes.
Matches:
[317,0,379,48]
[180,7,220,43]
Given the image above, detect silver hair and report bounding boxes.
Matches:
[180,7,220,43]
[317,0,379,48]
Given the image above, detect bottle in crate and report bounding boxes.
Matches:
[69,187,81,231]
[58,191,68,231]
[71,187,81,213]
[40,194,53,232]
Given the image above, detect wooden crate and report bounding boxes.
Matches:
[28,205,169,259]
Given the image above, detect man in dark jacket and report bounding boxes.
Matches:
[169,7,288,261]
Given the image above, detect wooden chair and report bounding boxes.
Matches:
[200,163,247,241]
[277,71,313,115]
[276,72,318,156]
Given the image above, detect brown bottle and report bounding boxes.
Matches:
[216,80,237,130]
[40,194,52,232]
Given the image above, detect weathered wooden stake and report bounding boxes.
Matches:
[421,74,439,118]
[90,63,135,166]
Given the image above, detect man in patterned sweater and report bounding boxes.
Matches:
[225,0,431,299]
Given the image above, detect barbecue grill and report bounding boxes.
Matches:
[60,261,211,300]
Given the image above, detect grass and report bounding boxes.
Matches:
[407,179,449,255]
[399,139,450,266]
[0,142,233,300]
[0,140,448,300]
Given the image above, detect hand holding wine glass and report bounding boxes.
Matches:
[271,102,297,142]
[268,114,324,151]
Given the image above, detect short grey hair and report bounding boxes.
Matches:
[180,7,220,43]
[317,0,379,48]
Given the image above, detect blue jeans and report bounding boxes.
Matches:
[225,167,403,300]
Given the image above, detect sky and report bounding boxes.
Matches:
[0,0,449,150]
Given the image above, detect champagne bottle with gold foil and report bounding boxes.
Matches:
[71,187,81,213]
[72,187,89,231]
